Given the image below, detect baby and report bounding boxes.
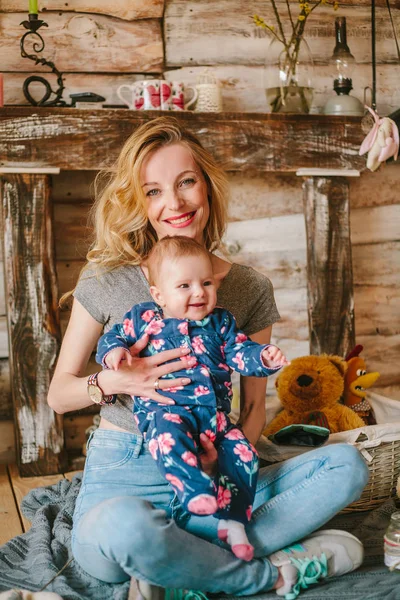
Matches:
[96,236,289,561]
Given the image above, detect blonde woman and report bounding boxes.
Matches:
[48,117,368,599]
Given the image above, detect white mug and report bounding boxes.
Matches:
[170,82,198,111]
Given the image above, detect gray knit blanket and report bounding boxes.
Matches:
[0,474,400,600]
[0,473,130,599]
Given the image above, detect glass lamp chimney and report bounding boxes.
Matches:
[332,17,355,95]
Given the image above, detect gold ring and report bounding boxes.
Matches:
[154,379,159,390]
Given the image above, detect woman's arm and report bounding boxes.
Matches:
[48,298,194,415]
[237,325,272,446]
[48,299,103,413]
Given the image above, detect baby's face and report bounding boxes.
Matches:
[152,254,217,321]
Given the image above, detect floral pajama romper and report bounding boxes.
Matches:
[96,302,279,525]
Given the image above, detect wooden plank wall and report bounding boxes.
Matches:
[0,1,399,443]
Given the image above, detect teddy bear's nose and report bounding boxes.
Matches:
[297,374,314,387]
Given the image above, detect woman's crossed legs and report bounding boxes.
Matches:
[72,429,368,597]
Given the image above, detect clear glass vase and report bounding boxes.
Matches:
[264,36,314,114]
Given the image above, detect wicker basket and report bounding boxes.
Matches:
[259,392,400,513]
[342,432,400,512]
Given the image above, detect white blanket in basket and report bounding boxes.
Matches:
[257,391,400,464]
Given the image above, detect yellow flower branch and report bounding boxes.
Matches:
[252,1,339,111]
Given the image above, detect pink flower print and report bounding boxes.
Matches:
[141,309,155,323]
[235,333,248,343]
[182,451,197,467]
[218,362,229,372]
[221,326,226,335]
[164,385,184,393]
[216,411,227,432]
[135,97,144,110]
[232,351,245,371]
[145,319,165,335]
[162,413,183,424]
[166,473,184,492]
[194,385,210,397]
[225,428,245,441]
[246,505,253,522]
[123,318,135,337]
[204,429,216,443]
[157,432,175,454]
[178,321,189,335]
[192,336,206,355]
[148,438,158,460]
[187,431,193,439]
[151,338,165,350]
[200,365,210,377]
[234,443,254,462]
[220,342,227,359]
[224,381,233,397]
[217,486,231,509]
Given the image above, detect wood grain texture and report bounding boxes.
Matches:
[0,359,12,419]
[165,1,400,66]
[53,202,92,261]
[0,422,15,465]
[228,240,400,289]
[0,108,366,172]
[0,317,9,358]
[1,13,163,73]
[51,170,97,204]
[303,176,355,356]
[0,174,66,476]
[2,0,164,19]
[0,464,22,544]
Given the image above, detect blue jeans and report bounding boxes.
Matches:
[71,429,369,597]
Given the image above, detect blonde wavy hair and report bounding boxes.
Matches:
[61,116,229,305]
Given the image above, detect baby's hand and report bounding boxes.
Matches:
[262,345,290,369]
[105,347,132,371]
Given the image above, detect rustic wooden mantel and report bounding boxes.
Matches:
[0,108,365,475]
[0,107,365,172]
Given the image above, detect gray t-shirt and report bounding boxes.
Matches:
[74,263,280,432]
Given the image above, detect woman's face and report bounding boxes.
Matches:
[140,143,210,245]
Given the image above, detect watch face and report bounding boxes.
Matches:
[88,384,103,404]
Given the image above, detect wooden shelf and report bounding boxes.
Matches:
[0,107,365,173]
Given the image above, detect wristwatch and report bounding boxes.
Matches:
[87,372,116,405]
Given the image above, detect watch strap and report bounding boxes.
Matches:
[87,372,117,405]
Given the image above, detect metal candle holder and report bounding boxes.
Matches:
[20,13,66,106]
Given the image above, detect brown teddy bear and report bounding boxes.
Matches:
[264,354,365,437]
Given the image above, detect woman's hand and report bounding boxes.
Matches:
[98,334,197,404]
[199,433,218,477]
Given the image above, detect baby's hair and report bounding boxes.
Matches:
[146,236,212,286]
